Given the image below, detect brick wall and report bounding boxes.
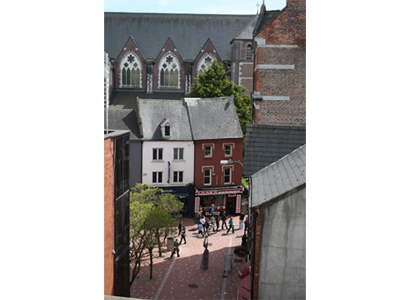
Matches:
[253,207,262,299]
[253,0,306,126]
[104,138,115,296]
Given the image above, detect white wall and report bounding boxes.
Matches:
[142,141,194,187]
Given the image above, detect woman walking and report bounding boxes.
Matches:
[227,217,235,234]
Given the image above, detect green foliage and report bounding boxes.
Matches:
[129,183,183,285]
[188,60,251,135]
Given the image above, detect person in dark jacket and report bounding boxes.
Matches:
[204,219,210,236]
[215,215,220,232]
[177,220,182,236]
[180,226,187,244]
[221,211,228,230]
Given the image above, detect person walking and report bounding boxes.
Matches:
[239,211,245,230]
[221,211,228,230]
[209,204,214,216]
[210,215,216,232]
[180,226,187,244]
[170,238,180,258]
[227,217,235,234]
[177,220,183,236]
[198,223,204,237]
[215,214,220,232]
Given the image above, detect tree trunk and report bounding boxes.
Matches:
[156,231,162,257]
[149,248,153,279]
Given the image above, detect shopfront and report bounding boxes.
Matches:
[194,186,244,217]
[161,185,195,218]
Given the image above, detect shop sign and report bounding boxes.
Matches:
[195,197,200,213]
[236,194,241,213]
[196,188,243,196]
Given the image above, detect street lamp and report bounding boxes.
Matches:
[220,159,251,259]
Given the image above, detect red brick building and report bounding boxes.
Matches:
[252,0,306,126]
[104,130,130,297]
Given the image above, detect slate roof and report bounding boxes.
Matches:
[250,144,306,208]
[109,90,185,106]
[253,3,282,36]
[185,97,243,140]
[243,124,306,177]
[104,108,141,140]
[137,99,192,141]
[104,13,255,61]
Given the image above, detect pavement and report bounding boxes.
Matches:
[130,215,246,300]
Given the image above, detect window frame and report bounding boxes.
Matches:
[152,171,163,183]
[173,148,184,160]
[173,171,184,183]
[152,148,163,161]
[204,169,211,186]
[223,166,232,185]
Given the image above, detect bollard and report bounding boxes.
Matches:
[166,235,174,251]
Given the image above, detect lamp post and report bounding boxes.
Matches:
[220,159,251,255]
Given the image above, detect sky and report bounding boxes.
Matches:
[104,0,286,14]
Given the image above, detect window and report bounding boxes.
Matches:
[224,168,232,184]
[204,169,211,185]
[159,53,180,89]
[204,146,212,158]
[197,53,215,77]
[173,171,183,183]
[153,148,163,161]
[246,44,253,60]
[224,145,232,157]
[120,53,142,88]
[152,172,163,183]
[165,125,170,136]
[173,148,184,160]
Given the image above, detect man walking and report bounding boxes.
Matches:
[177,220,183,236]
[227,218,235,234]
[170,238,180,258]
[221,211,228,230]
[239,211,245,230]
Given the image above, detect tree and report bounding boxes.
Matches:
[188,60,251,135]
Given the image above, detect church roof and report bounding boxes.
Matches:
[104,13,255,61]
[254,9,282,35]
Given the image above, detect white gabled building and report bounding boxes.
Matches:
[137,99,195,216]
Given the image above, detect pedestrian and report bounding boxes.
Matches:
[197,211,203,224]
[197,223,204,237]
[239,211,245,230]
[209,204,214,216]
[204,219,210,236]
[180,226,187,244]
[241,234,247,247]
[177,220,182,236]
[221,211,228,230]
[210,215,216,232]
[170,238,180,258]
[227,217,235,234]
[215,214,220,232]
[244,216,248,231]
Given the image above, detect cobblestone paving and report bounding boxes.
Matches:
[130,216,245,300]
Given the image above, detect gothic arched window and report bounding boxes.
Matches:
[197,54,215,77]
[246,44,253,60]
[158,53,180,89]
[120,53,142,88]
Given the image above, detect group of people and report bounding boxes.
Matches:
[196,204,247,237]
[169,206,249,259]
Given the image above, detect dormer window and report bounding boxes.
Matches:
[160,118,173,139]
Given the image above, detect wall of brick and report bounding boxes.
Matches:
[104,137,115,296]
[253,0,306,126]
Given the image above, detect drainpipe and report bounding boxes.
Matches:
[251,207,257,300]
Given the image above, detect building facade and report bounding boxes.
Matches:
[251,0,306,126]
[104,130,131,297]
